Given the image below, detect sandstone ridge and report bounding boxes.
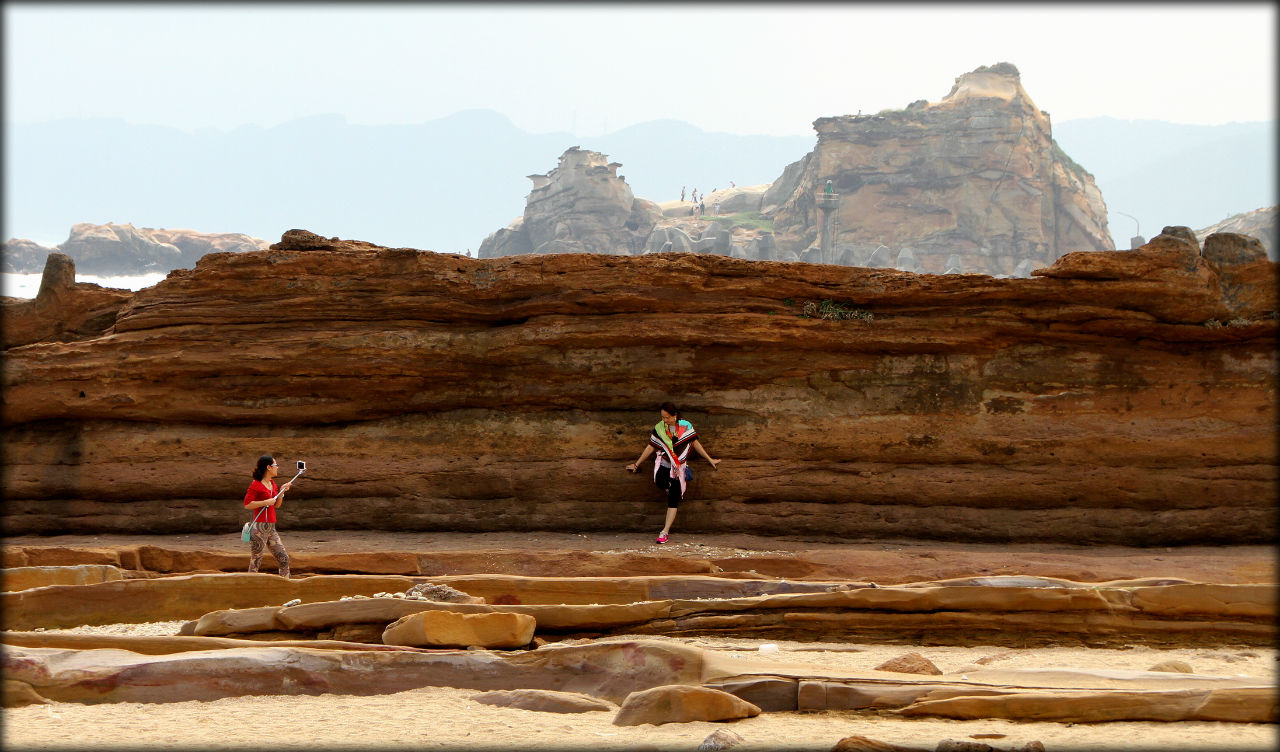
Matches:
[2,226,1275,544]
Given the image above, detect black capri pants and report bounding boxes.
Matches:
[654,467,692,508]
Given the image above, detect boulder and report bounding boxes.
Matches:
[382,609,536,648]
[1147,660,1193,673]
[1196,206,1275,260]
[470,688,614,713]
[613,685,761,726]
[875,649,947,670]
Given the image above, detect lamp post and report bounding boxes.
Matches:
[816,183,839,264]
[1114,211,1144,250]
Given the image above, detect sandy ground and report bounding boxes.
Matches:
[4,623,1276,751]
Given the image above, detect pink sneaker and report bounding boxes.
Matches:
[655,533,668,544]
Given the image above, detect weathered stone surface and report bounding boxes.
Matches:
[893,686,1276,723]
[698,727,746,751]
[768,64,1111,273]
[0,631,428,654]
[3,638,706,705]
[0,573,424,630]
[2,564,123,591]
[613,684,761,726]
[382,609,535,648]
[2,237,1275,544]
[829,735,928,752]
[875,652,943,675]
[478,148,657,257]
[2,679,51,708]
[1147,660,1193,673]
[2,252,134,348]
[470,688,614,713]
[1196,206,1275,260]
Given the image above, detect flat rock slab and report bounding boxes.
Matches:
[383,610,535,649]
[470,688,614,713]
[1,565,123,591]
[2,639,706,705]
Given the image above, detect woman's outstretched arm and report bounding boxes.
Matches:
[627,445,655,472]
[691,440,721,470]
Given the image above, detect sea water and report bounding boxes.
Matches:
[2,271,168,299]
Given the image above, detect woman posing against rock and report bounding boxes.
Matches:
[244,454,292,577]
[626,402,721,544]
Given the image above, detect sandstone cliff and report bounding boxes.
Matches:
[2,228,1274,544]
[3,223,268,275]
[478,148,662,257]
[767,63,1112,274]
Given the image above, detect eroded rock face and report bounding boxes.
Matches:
[478,148,660,257]
[1,253,134,348]
[1,230,1275,544]
[768,63,1111,274]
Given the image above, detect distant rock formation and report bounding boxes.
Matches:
[765,62,1111,275]
[1,239,58,274]
[1196,206,1275,260]
[478,148,662,257]
[3,223,267,275]
[477,66,1112,277]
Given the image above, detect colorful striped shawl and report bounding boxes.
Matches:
[650,420,697,495]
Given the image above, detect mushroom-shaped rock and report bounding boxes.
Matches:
[613,685,761,726]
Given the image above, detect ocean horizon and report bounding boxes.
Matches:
[2,271,168,299]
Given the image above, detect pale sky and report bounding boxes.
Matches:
[3,3,1275,137]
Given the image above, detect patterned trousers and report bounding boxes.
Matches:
[247,522,290,578]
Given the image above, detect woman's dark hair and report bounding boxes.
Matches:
[252,455,275,481]
[659,402,680,418]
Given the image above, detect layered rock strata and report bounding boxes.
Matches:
[767,63,1111,273]
[2,228,1275,544]
[3,639,1272,722]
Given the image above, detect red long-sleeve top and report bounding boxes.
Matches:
[243,479,280,524]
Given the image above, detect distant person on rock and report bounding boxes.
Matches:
[626,402,720,544]
[681,186,686,202]
[243,454,292,577]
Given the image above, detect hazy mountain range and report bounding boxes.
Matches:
[4,110,1273,255]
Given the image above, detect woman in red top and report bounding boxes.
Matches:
[244,454,293,577]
